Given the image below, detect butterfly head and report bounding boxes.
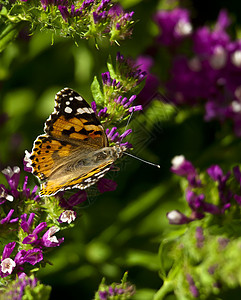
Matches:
[112,144,128,158]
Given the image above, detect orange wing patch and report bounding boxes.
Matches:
[30,134,73,181]
[48,115,104,142]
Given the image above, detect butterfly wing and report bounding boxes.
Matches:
[30,88,111,196]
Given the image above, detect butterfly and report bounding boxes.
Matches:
[29,88,127,197]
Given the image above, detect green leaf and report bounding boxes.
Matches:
[107,55,116,78]
[0,22,22,52]
[91,76,104,105]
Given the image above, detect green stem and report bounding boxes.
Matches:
[0,21,26,52]
[153,281,174,300]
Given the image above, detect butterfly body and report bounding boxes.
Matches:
[29,88,126,197]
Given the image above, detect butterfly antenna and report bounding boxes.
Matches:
[123,151,160,168]
[124,110,134,132]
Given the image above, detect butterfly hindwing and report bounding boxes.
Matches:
[39,161,113,196]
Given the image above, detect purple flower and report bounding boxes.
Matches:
[22,222,47,244]
[58,5,69,21]
[0,209,19,224]
[154,8,192,46]
[59,210,76,224]
[2,166,20,197]
[186,189,221,216]
[22,176,40,200]
[91,101,97,114]
[106,127,132,148]
[68,190,87,206]
[41,0,67,10]
[166,210,192,225]
[98,107,109,118]
[0,242,16,277]
[0,185,14,204]
[207,165,232,204]
[101,72,122,89]
[2,242,16,260]
[171,155,201,187]
[97,178,117,193]
[99,291,108,300]
[40,226,64,247]
[80,0,94,10]
[108,3,123,17]
[93,11,107,24]
[116,52,147,86]
[57,190,87,208]
[15,248,43,265]
[207,165,225,181]
[20,213,35,233]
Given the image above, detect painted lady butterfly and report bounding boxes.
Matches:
[30,88,126,197]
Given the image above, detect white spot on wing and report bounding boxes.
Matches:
[65,107,72,114]
[77,108,84,114]
[75,96,83,101]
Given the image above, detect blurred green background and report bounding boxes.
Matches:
[1,0,241,299]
